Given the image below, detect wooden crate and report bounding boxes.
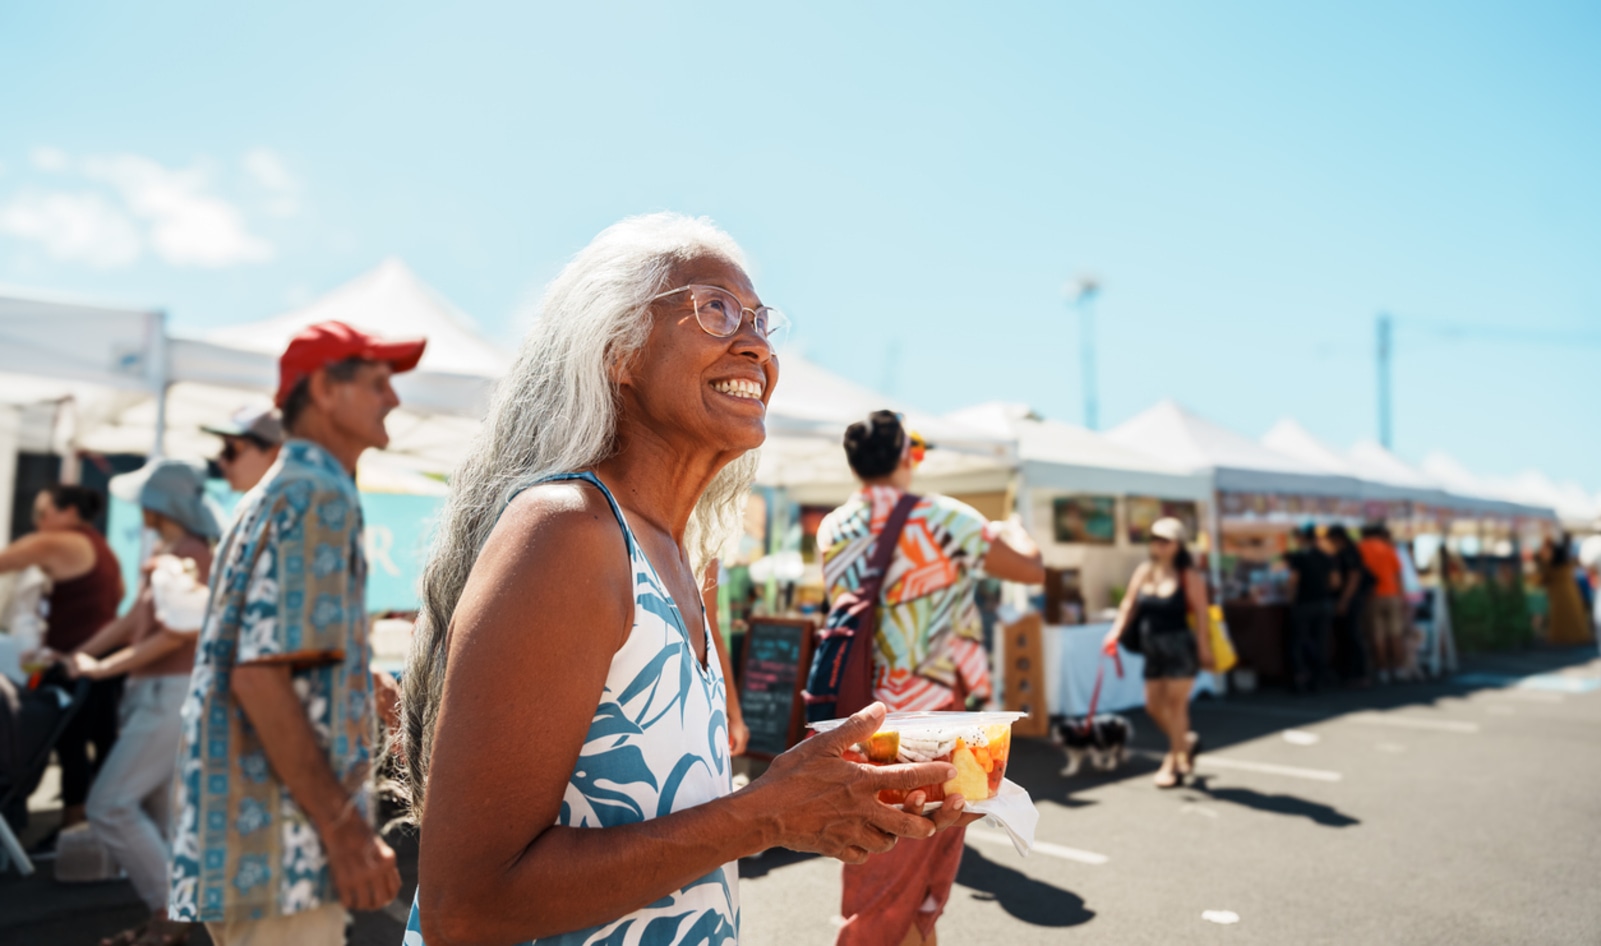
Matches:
[1001,612,1049,738]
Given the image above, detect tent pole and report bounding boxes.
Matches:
[149,310,170,459]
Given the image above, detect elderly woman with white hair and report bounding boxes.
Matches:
[401,214,967,946]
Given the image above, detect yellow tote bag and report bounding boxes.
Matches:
[1189,603,1237,673]
[1207,604,1238,674]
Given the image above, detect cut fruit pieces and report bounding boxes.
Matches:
[866,731,900,764]
[944,746,990,801]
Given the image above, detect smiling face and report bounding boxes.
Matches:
[616,254,779,457]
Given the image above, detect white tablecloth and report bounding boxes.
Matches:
[1043,622,1219,718]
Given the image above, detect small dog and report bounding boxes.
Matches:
[1050,713,1134,776]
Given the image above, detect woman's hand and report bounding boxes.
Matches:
[19,647,59,672]
[1101,627,1121,656]
[64,651,102,680]
[903,790,984,832]
[728,717,750,757]
[1198,649,1217,673]
[747,702,958,864]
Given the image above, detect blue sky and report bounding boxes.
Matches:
[2,1,1598,492]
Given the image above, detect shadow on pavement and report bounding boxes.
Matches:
[955,846,1094,928]
[738,846,821,880]
[1183,775,1360,827]
[1011,646,1600,803]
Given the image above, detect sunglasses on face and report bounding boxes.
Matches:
[217,437,268,463]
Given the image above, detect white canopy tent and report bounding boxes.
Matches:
[42,260,509,471]
[1499,470,1596,531]
[0,290,168,537]
[947,402,1210,501]
[1107,400,1362,498]
[1419,452,1547,520]
[1263,418,1463,507]
[756,354,1015,503]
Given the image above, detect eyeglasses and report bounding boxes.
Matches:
[649,284,790,350]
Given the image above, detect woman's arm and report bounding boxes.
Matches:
[419,485,954,946]
[1103,562,1148,652]
[1185,569,1215,670]
[0,533,86,579]
[73,588,149,659]
[982,517,1046,585]
[701,559,748,756]
[70,628,187,680]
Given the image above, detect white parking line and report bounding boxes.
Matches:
[965,829,1110,865]
[1133,749,1343,782]
[1348,712,1480,734]
[1196,755,1343,782]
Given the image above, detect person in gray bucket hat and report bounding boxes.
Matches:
[54,458,222,946]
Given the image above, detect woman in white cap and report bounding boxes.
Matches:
[1104,517,1213,788]
[61,459,221,946]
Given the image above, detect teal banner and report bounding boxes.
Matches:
[107,482,442,615]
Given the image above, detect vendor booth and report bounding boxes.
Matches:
[1107,402,1365,685]
[0,261,499,616]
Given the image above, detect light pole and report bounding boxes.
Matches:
[1070,276,1102,430]
[1376,312,1393,449]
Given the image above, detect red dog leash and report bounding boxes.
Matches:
[1079,647,1125,732]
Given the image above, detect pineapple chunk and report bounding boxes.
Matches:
[944,746,991,801]
[866,731,900,764]
[984,723,1012,748]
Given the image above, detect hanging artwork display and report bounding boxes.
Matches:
[1053,495,1117,545]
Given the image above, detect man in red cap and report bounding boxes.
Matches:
[169,321,424,945]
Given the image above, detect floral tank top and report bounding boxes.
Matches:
[405,472,739,946]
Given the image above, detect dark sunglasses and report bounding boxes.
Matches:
[217,436,268,463]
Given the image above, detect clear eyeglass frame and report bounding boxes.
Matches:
[648,284,790,349]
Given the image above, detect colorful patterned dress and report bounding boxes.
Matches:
[405,471,739,946]
[816,486,996,712]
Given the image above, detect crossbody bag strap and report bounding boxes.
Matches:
[859,493,920,604]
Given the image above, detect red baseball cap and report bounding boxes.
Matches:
[275,321,428,407]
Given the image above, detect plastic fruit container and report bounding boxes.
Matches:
[810,711,1026,806]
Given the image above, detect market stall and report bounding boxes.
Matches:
[1107,402,1365,684]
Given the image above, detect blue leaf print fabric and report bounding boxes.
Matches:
[406,472,739,946]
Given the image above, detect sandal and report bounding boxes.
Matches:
[1153,754,1181,789]
[1185,731,1202,772]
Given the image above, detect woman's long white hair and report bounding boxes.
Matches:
[398,213,760,820]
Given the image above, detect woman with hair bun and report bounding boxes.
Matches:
[1104,517,1214,788]
[0,485,124,832]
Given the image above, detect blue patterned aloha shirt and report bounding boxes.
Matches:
[169,438,376,924]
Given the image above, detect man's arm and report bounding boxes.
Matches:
[233,663,398,912]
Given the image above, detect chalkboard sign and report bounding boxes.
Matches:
[737,617,815,759]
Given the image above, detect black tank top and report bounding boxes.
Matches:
[1135,568,1189,636]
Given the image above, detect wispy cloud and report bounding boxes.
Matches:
[82,154,273,266]
[0,191,143,267]
[242,148,301,218]
[0,148,278,268]
[30,146,70,172]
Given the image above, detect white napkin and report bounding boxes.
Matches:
[965,778,1038,856]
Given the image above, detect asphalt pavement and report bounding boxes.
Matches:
[4,647,1598,945]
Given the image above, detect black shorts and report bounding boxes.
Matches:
[1142,627,1200,680]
